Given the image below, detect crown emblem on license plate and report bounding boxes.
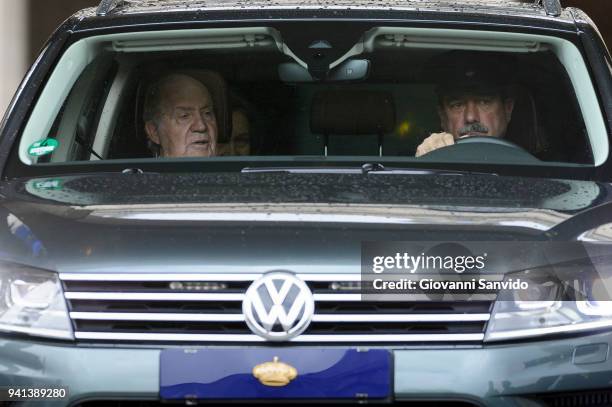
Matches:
[252,356,298,387]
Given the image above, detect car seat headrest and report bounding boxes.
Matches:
[310,90,395,135]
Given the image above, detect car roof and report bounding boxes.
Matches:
[83,0,571,21]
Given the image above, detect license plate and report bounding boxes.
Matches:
[160,348,391,400]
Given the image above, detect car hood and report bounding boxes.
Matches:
[0,172,609,273]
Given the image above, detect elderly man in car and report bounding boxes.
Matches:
[415,52,516,157]
[143,73,218,158]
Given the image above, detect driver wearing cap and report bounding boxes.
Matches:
[415,51,516,157]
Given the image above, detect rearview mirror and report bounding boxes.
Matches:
[278,59,370,82]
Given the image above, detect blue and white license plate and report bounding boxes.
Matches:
[160,348,391,400]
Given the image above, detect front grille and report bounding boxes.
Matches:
[61,273,494,343]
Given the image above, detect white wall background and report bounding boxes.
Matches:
[0,0,28,119]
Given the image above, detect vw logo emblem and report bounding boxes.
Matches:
[243,272,314,341]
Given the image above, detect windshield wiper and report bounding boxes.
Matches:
[241,167,364,174]
[242,163,494,176]
[360,163,435,175]
[241,163,427,174]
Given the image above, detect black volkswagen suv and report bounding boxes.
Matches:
[1,0,612,406]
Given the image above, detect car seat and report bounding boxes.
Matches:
[310,90,396,156]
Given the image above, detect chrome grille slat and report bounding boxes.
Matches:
[65,292,246,301]
[59,273,363,281]
[69,312,490,322]
[64,291,496,302]
[70,312,246,322]
[74,332,485,342]
[64,292,363,302]
[61,273,493,343]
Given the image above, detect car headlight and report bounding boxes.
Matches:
[0,262,73,340]
[485,268,612,342]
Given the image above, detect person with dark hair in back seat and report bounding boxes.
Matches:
[229,109,251,156]
[217,109,251,156]
[143,73,218,157]
[415,52,517,157]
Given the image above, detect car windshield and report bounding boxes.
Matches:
[8,25,607,178]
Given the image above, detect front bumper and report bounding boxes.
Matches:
[1,331,611,407]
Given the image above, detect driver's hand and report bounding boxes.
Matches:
[415,132,455,157]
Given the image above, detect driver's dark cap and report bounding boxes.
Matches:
[426,51,517,96]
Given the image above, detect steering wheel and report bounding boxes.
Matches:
[455,135,528,152]
[419,135,540,163]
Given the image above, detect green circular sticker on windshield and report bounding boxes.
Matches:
[28,138,59,157]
